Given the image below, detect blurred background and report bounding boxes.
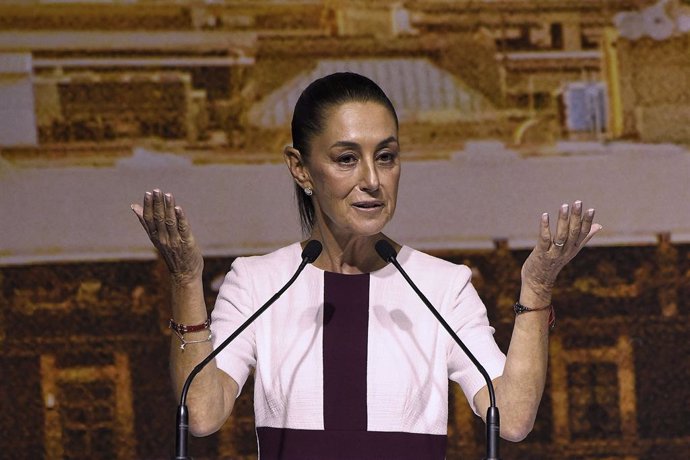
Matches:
[1,0,690,458]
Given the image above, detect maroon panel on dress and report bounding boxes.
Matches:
[256,427,447,460]
[322,272,370,431]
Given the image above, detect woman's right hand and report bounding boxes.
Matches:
[131,189,204,285]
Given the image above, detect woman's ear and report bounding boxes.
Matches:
[283,146,312,189]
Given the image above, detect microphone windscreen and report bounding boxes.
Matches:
[375,240,397,262]
[301,240,323,263]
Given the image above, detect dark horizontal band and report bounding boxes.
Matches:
[513,302,556,330]
[513,301,552,314]
[256,427,447,460]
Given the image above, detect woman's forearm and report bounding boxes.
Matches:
[169,277,237,436]
[494,283,551,441]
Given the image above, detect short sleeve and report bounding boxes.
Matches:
[210,257,257,396]
[446,265,506,415]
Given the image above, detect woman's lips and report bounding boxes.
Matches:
[352,201,384,210]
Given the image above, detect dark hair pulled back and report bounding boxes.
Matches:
[291,72,398,235]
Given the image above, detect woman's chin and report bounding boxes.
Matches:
[317,212,393,240]
[349,219,390,238]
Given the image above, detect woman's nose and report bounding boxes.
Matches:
[359,159,380,192]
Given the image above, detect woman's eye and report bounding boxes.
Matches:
[337,154,357,165]
[377,151,397,163]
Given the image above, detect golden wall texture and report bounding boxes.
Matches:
[2,240,690,458]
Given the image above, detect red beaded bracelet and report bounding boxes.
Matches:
[169,317,211,335]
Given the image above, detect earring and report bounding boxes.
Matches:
[303,187,313,196]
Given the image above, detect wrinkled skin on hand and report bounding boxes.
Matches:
[521,200,603,297]
[131,189,204,285]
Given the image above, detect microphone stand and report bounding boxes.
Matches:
[376,240,501,460]
[174,241,322,459]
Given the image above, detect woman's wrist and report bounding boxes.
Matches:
[169,274,207,323]
[519,281,553,308]
[170,270,203,289]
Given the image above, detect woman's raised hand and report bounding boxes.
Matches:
[521,200,602,294]
[131,189,204,285]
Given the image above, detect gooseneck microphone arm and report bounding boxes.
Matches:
[374,240,501,460]
[174,240,322,460]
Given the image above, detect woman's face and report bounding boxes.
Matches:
[305,101,400,239]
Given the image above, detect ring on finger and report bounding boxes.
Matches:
[553,240,566,248]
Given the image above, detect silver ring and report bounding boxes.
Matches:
[553,240,565,248]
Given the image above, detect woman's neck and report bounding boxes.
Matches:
[304,227,399,274]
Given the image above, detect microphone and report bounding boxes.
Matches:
[174,240,322,459]
[301,239,323,264]
[375,240,501,460]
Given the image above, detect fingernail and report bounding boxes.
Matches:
[561,204,569,213]
[574,200,582,211]
[145,191,152,199]
[165,193,172,203]
[153,189,161,195]
[542,212,549,223]
[587,208,595,217]
[130,204,135,211]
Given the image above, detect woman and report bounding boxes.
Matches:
[131,72,601,458]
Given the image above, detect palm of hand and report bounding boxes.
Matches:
[131,189,204,284]
[522,201,602,291]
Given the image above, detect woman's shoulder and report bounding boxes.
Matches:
[233,242,302,273]
[398,246,472,282]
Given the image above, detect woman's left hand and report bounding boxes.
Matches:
[521,200,602,296]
